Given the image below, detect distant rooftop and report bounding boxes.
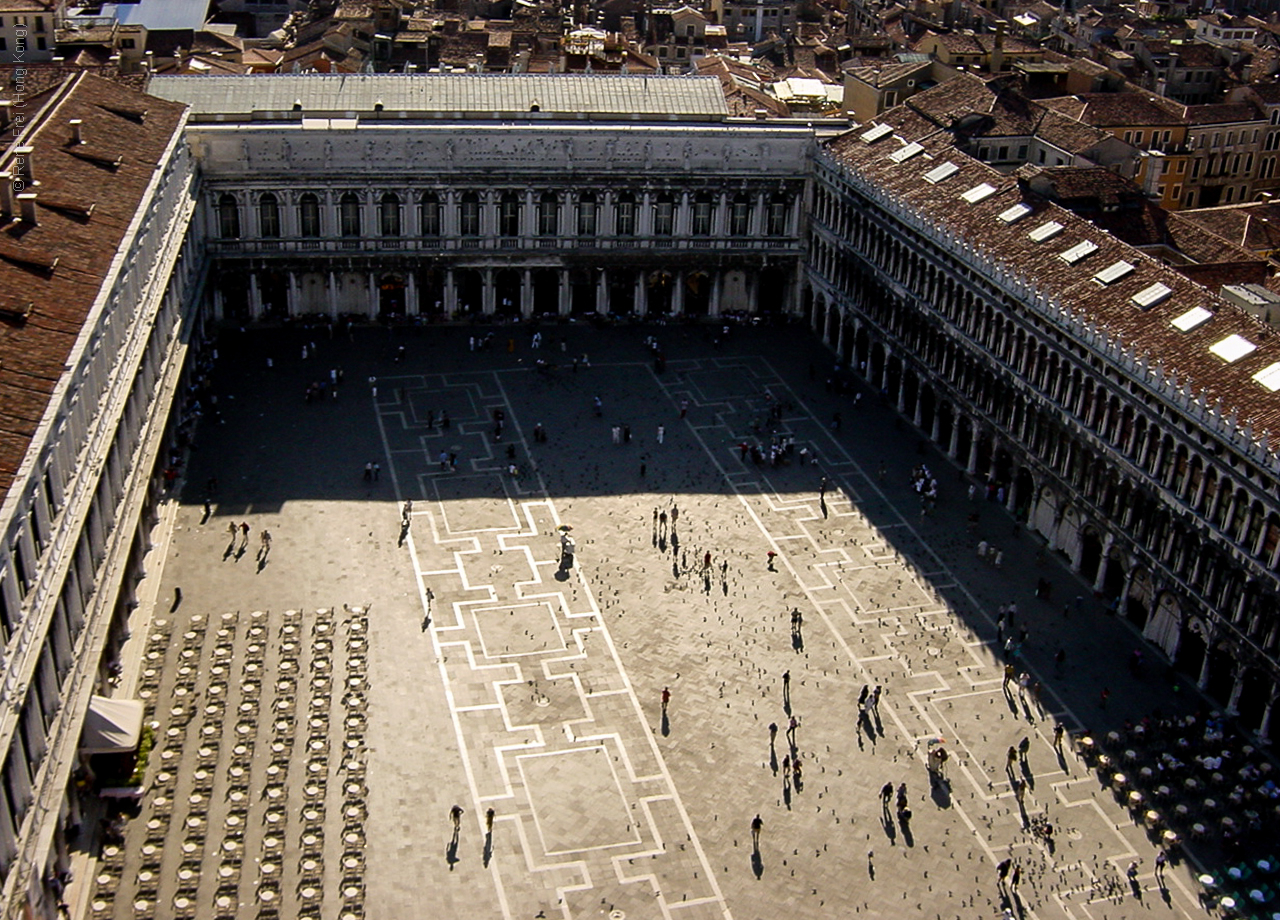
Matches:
[148,74,731,120]
[66,0,210,32]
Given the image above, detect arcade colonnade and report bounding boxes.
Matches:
[806,152,1280,739]
[204,183,806,321]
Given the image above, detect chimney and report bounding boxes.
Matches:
[17,193,37,225]
[0,101,10,132]
[0,172,13,218]
[992,19,1006,72]
[13,146,34,186]
[69,119,83,145]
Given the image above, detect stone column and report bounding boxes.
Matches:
[635,272,648,316]
[213,285,226,321]
[710,271,722,317]
[248,272,263,320]
[1196,641,1213,691]
[444,269,457,315]
[482,269,496,315]
[327,270,339,318]
[1258,693,1276,744]
[286,271,298,316]
[671,271,685,316]
[596,269,608,314]
[947,417,961,460]
[406,271,418,315]
[1226,669,1245,715]
[1093,534,1115,593]
[558,269,571,316]
[368,272,378,317]
[967,422,981,475]
[521,269,533,317]
[747,270,759,313]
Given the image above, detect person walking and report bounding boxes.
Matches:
[450,804,464,832]
[996,857,1012,889]
[661,686,670,716]
[485,808,495,834]
[750,814,763,850]
[657,425,665,444]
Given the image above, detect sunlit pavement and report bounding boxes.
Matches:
[143,321,1209,920]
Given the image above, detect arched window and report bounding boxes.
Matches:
[258,193,280,238]
[653,193,675,236]
[459,192,480,236]
[380,192,401,237]
[616,192,636,236]
[217,193,240,239]
[766,194,788,236]
[419,192,441,236]
[692,193,713,236]
[339,192,361,237]
[499,192,520,237]
[577,193,596,237]
[299,193,321,237]
[538,192,558,237]
[730,194,750,236]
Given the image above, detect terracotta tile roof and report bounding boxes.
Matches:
[0,73,186,501]
[1184,101,1261,125]
[823,110,1280,448]
[1040,91,1186,126]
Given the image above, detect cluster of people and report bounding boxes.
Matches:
[910,465,939,516]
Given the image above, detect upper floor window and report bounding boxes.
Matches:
[692,193,713,236]
[499,192,520,237]
[538,192,559,237]
[419,192,441,236]
[380,192,401,237]
[653,194,675,236]
[616,193,636,237]
[730,194,750,236]
[339,192,361,237]
[577,194,596,237]
[258,193,280,238]
[460,192,480,237]
[217,193,240,239]
[299,193,321,237]
[767,194,788,236]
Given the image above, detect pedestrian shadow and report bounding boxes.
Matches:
[750,849,764,879]
[660,712,670,737]
[1020,761,1035,791]
[234,545,247,563]
[446,835,460,871]
[929,777,952,809]
[398,522,410,547]
[791,631,804,652]
[722,579,729,596]
[482,831,493,868]
[1020,698,1037,723]
[223,541,236,561]
[880,812,896,843]
[859,711,877,749]
[421,613,432,632]
[898,813,914,847]
[782,782,792,810]
[658,535,667,552]
[1003,690,1020,717]
[769,746,778,775]
[872,710,885,737]
[256,555,268,574]
[703,573,712,594]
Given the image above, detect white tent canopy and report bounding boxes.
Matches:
[79,696,145,754]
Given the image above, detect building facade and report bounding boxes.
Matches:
[808,111,1280,742]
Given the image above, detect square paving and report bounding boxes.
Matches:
[85,323,1219,920]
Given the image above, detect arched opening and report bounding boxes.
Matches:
[1013,466,1034,520]
[258,271,288,318]
[648,270,675,314]
[802,287,814,327]
[884,355,902,402]
[901,368,918,418]
[419,268,444,315]
[339,192,361,238]
[1173,622,1207,681]
[1127,569,1154,628]
[1205,646,1235,705]
[918,385,936,435]
[758,267,789,315]
[823,300,838,345]
[378,273,406,316]
[685,271,712,316]
[570,269,596,315]
[1078,528,1104,585]
[379,192,401,238]
[854,324,870,372]
[258,193,280,239]
[868,341,886,388]
[609,270,635,315]
[218,273,250,321]
[992,447,1014,490]
[1237,668,1270,731]
[533,269,560,315]
[218,193,241,239]
[495,270,521,315]
[954,416,973,468]
[455,269,483,315]
[936,401,954,452]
